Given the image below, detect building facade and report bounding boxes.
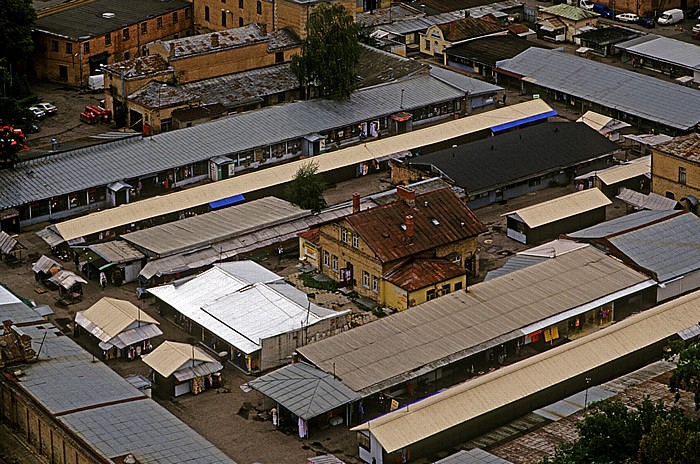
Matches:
[651,133,700,212]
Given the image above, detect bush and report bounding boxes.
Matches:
[298,272,338,292]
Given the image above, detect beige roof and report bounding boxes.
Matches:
[54,99,554,242]
[595,156,650,186]
[142,341,217,378]
[76,297,159,339]
[298,246,650,395]
[89,240,144,264]
[353,289,700,453]
[503,188,611,229]
[576,110,613,131]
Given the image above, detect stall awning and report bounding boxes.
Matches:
[491,109,558,133]
[107,181,132,192]
[209,194,245,210]
[391,111,412,122]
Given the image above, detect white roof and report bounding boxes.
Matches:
[75,297,160,346]
[148,264,344,354]
[616,188,679,211]
[576,110,631,134]
[47,270,87,289]
[352,288,700,453]
[575,156,650,186]
[53,100,555,242]
[623,133,674,146]
[142,341,221,378]
[518,239,588,258]
[503,188,612,228]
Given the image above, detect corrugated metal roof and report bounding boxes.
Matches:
[0,231,24,254]
[608,211,700,282]
[566,209,681,239]
[142,341,220,378]
[97,323,162,350]
[89,240,144,264]
[148,263,347,354]
[0,73,467,213]
[615,34,700,71]
[435,449,513,464]
[378,12,463,35]
[346,188,487,263]
[47,270,87,289]
[485,240,589,280]
[497,48,700,131]
[247,362,359,420]
[75,297,159,340]
[433,18,504,41]
[35,0,191,39]
[503,188,611,229]
[576,110,630,133]
[0,286,47,325]
[31,255,62,274]
[590,156,650,186]
[541,3,600,20]
[49,99,550,242]
[298,246,649,394]
[615,188,679,211]
[352,288,700,453]
[123,197,306,256]
[429,65,503,96]
[385,258,467,291]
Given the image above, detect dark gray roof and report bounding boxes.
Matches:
[607,212,700,282]
[615,34,700,71]
[247,362,359,420]
[484,254,547,281]
[0,74,466,209]
[566,210,680,239]
[0,289,236,464]
[34,0,191,39]
[445,34,539,67]
[410,122,618,193]
[497,48,700,131]
[429,65,503,96]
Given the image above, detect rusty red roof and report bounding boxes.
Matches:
[385,258,467,291]
[298,228,320,244]
[345,188,487,263]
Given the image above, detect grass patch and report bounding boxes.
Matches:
[298,272,339,292]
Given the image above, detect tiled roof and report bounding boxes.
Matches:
[298,228,320,244]
[385,258,467,291]
[436,18,503,41]
[102,55,173,80]
[346,188,487,263]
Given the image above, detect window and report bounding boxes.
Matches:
[104,33,111,46]
[204,6,210,21]
[275,51,284,63]
[362,271,370,288]
[239,17,244,26]
[439,283,451,296]
[341,228,348,243]
[172,11,178,22]
[221,9,227,26]
[239,0,243,8]
[83,41,90,54]
[58,65,68,80]
[323,251,330,267]
[124,51,130,60]
[424,39,429,51]
[157,17,163,28]
[123,28,130,41]
[51,40,58,52]
[679,167,687,185]
[352,235,359,248]
[140,22,147,34]
[372,275,379,293]
[427,289,437,301]
[357,432,370,452]
[454,281,463,291]
[331,255,338,272]
[65,42,72,54]
[185,7,190,18]
[256,0,262,14]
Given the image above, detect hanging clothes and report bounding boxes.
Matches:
[298,417,308,438]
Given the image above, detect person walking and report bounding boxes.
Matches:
[99,271,107,290]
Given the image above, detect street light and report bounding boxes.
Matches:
[584,377,592,411]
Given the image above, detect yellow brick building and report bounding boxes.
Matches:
[300,186,486,310]
[651,133,700,212]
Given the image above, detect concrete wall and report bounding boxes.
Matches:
[32,6,193,86]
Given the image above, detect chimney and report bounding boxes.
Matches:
[211,33,220,48]
[397,185,416,206]
[2,320,12,334]
[352,193,360,214]
[405,215,414,242]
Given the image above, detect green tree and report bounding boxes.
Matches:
[638,417,700,464]
[290,3,361,100]
[666,340,700,410]
[0,0,36,62]
[285,161,327,212]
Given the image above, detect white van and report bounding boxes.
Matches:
[657,8,684,25]
[579,0,594,10]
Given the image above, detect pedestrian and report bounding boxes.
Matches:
[271,407,278,426]
[502,93,507,105]
[277,246,284,265]
[73,251,80,270]
[99,271,107,289]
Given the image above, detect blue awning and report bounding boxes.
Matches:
[490,110,558,134]
[209,194,245,210]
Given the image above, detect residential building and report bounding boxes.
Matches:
[314,186,487,309]
[536,4,599,43]
[419,18,504,57]
[32,0,193,86]
[495,48,700,134]
[650,133,700,211]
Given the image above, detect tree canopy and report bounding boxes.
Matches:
[290,3,361,100]
[0,0,36,62]
[285,161,327,212]
[666,340,700,410]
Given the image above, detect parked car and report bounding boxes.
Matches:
[638,16,656,27]
[27,106,46,119]
[693,23,700,38]
[17,122,40,134]
[592,4,614,18]
[657,8,684,25]
[580,0,595,10]
[616,12,640,22]
[693,23,700,32]
[33,102,57,114]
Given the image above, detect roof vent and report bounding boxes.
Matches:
[431,218,440,226]
[102,12,115,18]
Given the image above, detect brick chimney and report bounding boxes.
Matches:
[405,215,414,242]
[352,193,360,214]
[211,33,220,48]
[397,185,416,206]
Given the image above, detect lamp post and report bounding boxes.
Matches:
[120,66,126,127]
[584,377,592,411]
